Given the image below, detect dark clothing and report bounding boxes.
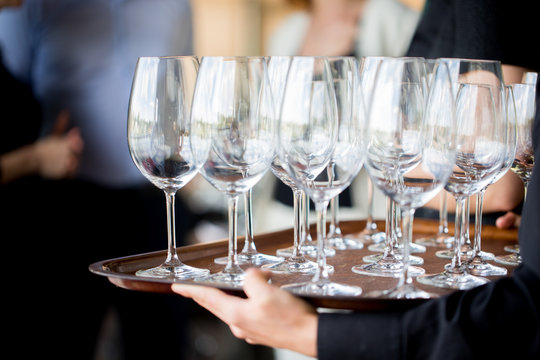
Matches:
[0,53,41,154]
[318,1,540,358]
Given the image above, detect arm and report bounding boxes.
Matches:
[173,264,540,359]
[318,265,540,359]
[0,111,83,185]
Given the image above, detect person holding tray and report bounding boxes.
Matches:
[172,1,540,359]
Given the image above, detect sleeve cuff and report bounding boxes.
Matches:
[317,311,402,360]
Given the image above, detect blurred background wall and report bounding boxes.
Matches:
[191,0,302,56]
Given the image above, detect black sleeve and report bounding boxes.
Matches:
[407,0,540,70]
[318,265,540,359]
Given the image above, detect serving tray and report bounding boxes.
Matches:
[89,218,517,311]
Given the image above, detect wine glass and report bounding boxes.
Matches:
[352,58,428,278]
[259,56,321,274]
[502,73,536,255]
[466,85,515,276]
[495,81,536,266]
[346,56,387,244]
[360,58,456,298]
[418,82,505,290]
[190,56,275,287]
[323,56,365,250]
[433,58,505,259]
[415,59,452,248]
[278,56,367,296]
[212,57,291,267]
[127,56,210,279]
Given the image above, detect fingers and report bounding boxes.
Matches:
[171,283,245,323]
[52,110,70,135]
[496,211,520,229]
[243,268,273,300]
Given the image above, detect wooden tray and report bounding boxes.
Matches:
[89,218,518,311]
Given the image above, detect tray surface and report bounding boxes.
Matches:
[89,218,518,311]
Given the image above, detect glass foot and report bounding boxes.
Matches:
[327,236,364,250]
[417,270,489,290]
[465,259,508,276]
[368,242,426,254]
[261,258,332,275]
[194,270,245,288]
[281,279,362,296]
[367,283,433,299]
[504,244,520,254]
[415,233,453,248]
[346,229,386,244]
[136,262,210,280]
[276,244,336,258]
[351,262,425,278]
[214,252,284,266]
[436,249,493,261]
[494,253,521,266]
[363,253,424,265]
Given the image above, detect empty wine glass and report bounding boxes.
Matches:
[502,72,536,256]
[465,85,515,276]
[418,82,505,290]
[346,56,387,244]
[278,56,367,296]
[190,56,275,287]
[127,56,210,279]
[352,58,428,279]
[324,56,365,250]
[434,58,505,259]
[361,58,456,298]
[213,56,292,268]
[415,59,452,248]
[495,81,536,266]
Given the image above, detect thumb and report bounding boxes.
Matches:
[51,109,70,135]
[243,268,274,300]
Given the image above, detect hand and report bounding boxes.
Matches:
[495,211,521,229]
[34,110,84,179]
[172,268,318,357]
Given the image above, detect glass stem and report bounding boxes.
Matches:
[328,161,341,238]
[291,189,306,261]
[312,200,330,283]
[329,195,341,237]
[463,196,471,248]
[382,197,396,260]
[397,207,415,288]
[225,194,241,273]
[164,190,181,266]
[473,189,486,258]
[393,201,402,244]
[302,191,312,244]
[449,197,466,273]
[438,191,449,235]
[241,189,257,255]
[366,177,376,231]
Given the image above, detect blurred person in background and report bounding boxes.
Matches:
[0,0,199,358]
[1,1,84,355]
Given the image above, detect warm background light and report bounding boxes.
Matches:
[191,0,304,56]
